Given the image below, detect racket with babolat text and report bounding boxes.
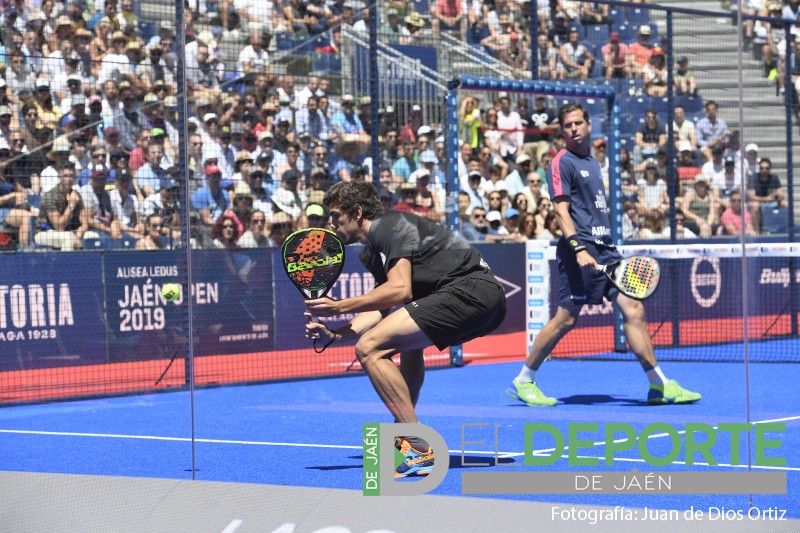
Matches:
[281,228,345,352]
[601,255,661,301]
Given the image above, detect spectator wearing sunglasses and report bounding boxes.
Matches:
[265,212,291,247]
[460,206,489,241]
[238,210,277,249]
[135,213,169,250]
[210,214,240,249]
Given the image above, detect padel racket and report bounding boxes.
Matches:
[601,255,661,301]
[282,228,345,351]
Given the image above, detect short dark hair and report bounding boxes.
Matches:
[323,181,383,220]
[557,103,590,126]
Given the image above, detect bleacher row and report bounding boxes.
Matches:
[514,78,705,149]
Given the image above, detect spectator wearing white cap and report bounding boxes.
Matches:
[743,143,760,179]
[0,104,13,147]
[630,24,654,77]
[505,153,531,197]
[676,140,702,181]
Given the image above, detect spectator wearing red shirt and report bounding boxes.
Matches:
[128,129,150,172]
[399,105,423,143]
[601,32,632,78]
[431,0,467,41]
[719,189,756,236]
[629,25,654,76]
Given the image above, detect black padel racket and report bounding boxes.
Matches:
[282,228,345,351]
[601,255,661,301]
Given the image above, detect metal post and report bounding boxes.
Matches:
[784,24,797,335]
[175,0,196,480]
[530,2,538,80]
[665,11,680,347]
[446,80,463,365]
[608,95,626,352]
[369,1,380,186]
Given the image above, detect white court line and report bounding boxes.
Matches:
[220,519,243,533]
[1,429,797,472]
[0,429,508,456]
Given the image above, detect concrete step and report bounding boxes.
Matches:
[695,76,775,91]
[140,3,172,21]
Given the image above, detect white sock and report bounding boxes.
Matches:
[517,364,536,383]
[646,365,668,386]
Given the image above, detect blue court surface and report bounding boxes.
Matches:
[1,359,798,517]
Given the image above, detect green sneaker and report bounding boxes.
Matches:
[647,380,701,405]
[506,378,557,406]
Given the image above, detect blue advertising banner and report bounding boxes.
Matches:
[191,249,275,356]
[103,249,275,361]
[104,251,187,363]
[475,243,525,335]
[273,243,525,351]
[4,246,795,378]
[0,252,106,371]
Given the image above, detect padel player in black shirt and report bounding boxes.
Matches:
[305,181,506,477]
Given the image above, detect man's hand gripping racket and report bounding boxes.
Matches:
[281,228,345,352]
[599,255,661,301]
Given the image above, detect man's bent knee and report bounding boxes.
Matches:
[355,336,393,368]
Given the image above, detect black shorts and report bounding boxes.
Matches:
[405,277,507,350]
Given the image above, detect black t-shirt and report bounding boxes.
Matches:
[637,121,662,145]
[749,173,782,198]
[359,211,497,300]
[523,108,556,143]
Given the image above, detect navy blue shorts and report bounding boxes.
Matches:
[556,239,623,307]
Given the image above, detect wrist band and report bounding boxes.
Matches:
[567,235,587,254]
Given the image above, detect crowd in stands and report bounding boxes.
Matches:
[455,89,789,241]
[739,1,800,100]
[0,0,792,252]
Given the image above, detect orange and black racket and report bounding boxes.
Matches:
[282,228,345,351]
